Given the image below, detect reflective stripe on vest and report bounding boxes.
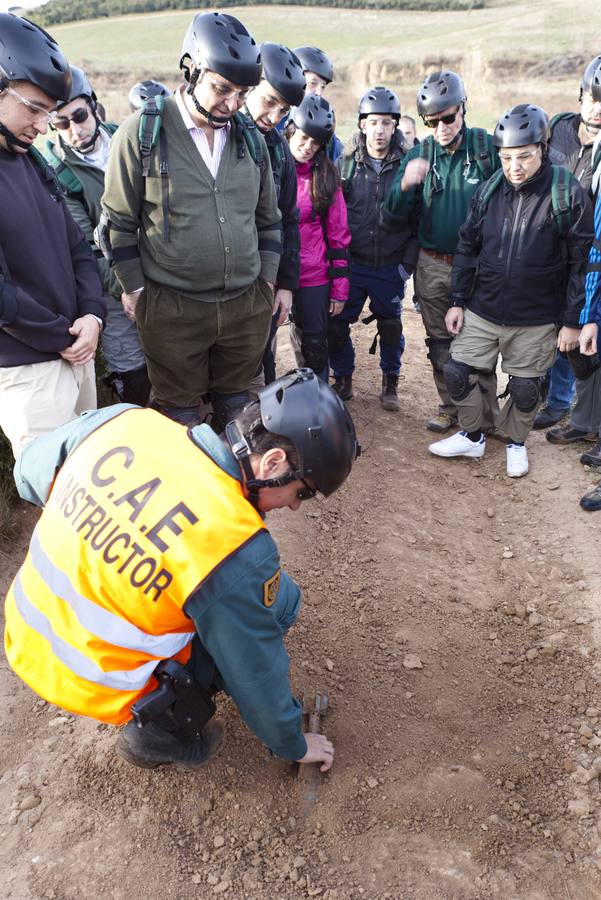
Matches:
[4,409,266,724]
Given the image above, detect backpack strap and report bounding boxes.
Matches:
[42,139,84,196]
[550,164,573,235]
[475,168,504,220]
[338,154,356,200]
[469,127,493,181]
[27,145,64,202]
[549,112,574,135]
[233,112,264,171]
[138,95,169,241]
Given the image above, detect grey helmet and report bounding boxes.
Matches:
[0,13,71,102]
[128,79,171,111]
[289,94,334,145]
[416,70,466,119]
[581,55,601,101]
[293,46,334,84]
[493,103,549,148]
[179,12,262,88]
[358,86,401,122]
[57,65,96,109]
[259,43,306,108]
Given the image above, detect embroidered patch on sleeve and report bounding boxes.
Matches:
[263,569,281,607]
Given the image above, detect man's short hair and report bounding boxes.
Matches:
[235,401,300,468]
[400,114,416,127]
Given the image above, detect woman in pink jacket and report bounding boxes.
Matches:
[285,95,351,381]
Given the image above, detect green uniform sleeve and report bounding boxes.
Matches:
[382,144,421,227]
[14,405,137,507]
[184,530,307,761]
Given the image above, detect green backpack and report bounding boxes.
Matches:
[475,164,574,235]
[137,95,265,242]
[43,123,118,199]
[419,127,494,208]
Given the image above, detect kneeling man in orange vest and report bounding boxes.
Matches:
[4,369,359,771]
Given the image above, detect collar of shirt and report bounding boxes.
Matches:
[70,126,111,171]
[175,84,230,179]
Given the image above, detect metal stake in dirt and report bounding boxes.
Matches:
[297,691,329,815]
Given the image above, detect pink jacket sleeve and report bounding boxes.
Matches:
[324,187,351,303]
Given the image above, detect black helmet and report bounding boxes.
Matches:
[258,369,359,496]
[180,12,262,88]
[57,65,96,109]
[289,94,334,145]
[416,70,466,119]
[259,42,305,108]
[293,46,334,84]
[358,86,401,122]
[0,14,71,102]
[581,55,601,102]
[128,79,171,111]
[493,103,549,148]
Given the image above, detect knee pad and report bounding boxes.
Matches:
[566,349,601,381]
[377,317,403,349]
[508,376,544,412]
[211,390,251,433]
[327,317,350,351]
[301,335,328,374]
[425,338,451,374]
[120,365,152,407]
[444,357,476,401]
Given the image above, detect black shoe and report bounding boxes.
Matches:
[580,482,601,511]
[532,406,570,430]
[580,440,601,467]
[116,719,224,769]
[380,373,400,412]
[332,375,353,401]
[547,425,598,444]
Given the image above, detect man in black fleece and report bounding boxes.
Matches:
[0,15,105,456]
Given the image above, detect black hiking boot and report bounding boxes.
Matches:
[580,440,601,467]
[380,373,400,412]
[332,375,353,401]
[116,719,224,769]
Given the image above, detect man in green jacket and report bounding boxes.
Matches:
[102,12,282,431]
[43,66,151,406]
[383,71,499,433]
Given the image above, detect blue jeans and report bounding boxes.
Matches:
[545,352,575,412]
[328,263,405,376]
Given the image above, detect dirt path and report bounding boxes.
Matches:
[2,302,601,900]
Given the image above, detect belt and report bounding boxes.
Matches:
[422,248,454,266]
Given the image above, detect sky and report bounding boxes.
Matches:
[2,0,47,11]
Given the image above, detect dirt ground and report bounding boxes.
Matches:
[2,296,601,900]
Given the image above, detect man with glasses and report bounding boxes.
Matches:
[383,71,498,433]
[5,368,359,772]
[102,12,281,432]
[533,54,601,432]
[43,66,151,408]
[0,14,105,456]
[428,104,593,478]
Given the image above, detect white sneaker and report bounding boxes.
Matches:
[428,430,486,459]
[506,443,528,477]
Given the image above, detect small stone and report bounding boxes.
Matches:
[213,835,225,849]
[563,758,577,773]
[366,777,379,789]
[191,874,202,885]
[213,882,230,894]
[586,707,600,718]
[579,725,594,739]
[403,653,423,670]
[502,550,514,559]
[547,483,560,491]
[539,644,557,658]
[325,658,334,672]
[20,794,41,811]
[526,649,539,662]
[207,875,219,886]
[514,604,527,619]
[568,798,590,817]
[486,508,495,518]
[293,856,306,869]
[528,613,543,626]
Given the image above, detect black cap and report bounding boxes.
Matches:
[289,93,334,145]
[358,86,401,121]
[416,70,466,118]
[259,43,305,108]
[293,46,334,84]
[493,103,549,148]
[180,12,262,88]
[57,65,96,109]
[0,14,71,102]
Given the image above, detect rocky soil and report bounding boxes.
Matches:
[2,299,601,899]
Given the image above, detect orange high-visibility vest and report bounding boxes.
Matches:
[5,408,265,725]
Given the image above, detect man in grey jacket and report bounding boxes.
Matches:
[102,12,281,431]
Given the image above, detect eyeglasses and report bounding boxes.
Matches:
[423,108,460,129]
[498,149,540,164]
[306,77,328,92]
[296,477,317,501]
[53,106,91,130]
[5,85,57,124]
[207,76,251,103]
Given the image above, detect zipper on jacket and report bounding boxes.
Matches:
[503,192,524,324]
[374,171,381,268]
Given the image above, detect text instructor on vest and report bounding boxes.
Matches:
[101,12,282,432]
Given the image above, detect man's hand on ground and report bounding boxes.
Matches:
[60,314,100,365]
[297,732,335,772]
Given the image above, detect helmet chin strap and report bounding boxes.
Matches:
[186,83,230,129]
[224,421,301,511]
[0,120,32,152]
[77,116,101,152]
[445,119,466,151]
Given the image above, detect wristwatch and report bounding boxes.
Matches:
[90,314,103,332]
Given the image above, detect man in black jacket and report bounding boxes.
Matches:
[429,104,593,478]
[0,15,105,456]
[329,87,415,411]
[243,42,304,383]
[534,53,601,429]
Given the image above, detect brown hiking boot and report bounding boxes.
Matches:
[332,375,353,401]
[426,412,457,433]
[546,425,597,445]
[580,440,601,467]
[380,374,400,411]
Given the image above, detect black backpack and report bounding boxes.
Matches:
[475,164,574,235]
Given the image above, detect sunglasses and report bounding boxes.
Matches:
[423,109,459,129]
[53,106,91,130]
[296,477,317,501]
